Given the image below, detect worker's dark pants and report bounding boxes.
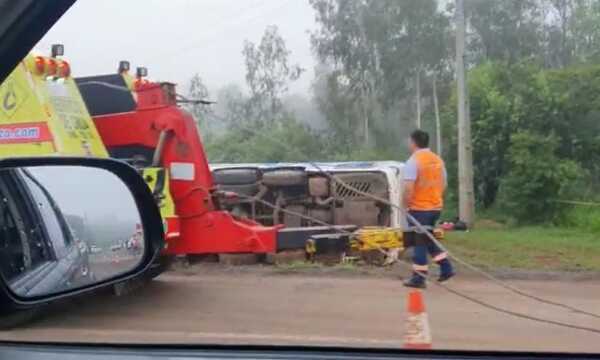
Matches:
[407,210,453,283]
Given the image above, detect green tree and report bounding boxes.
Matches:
[466,0,546,65]
[443,60,600,216]
[312,64,363,152]
[242,25,304,125]
[310,0,450,146]
[465,0,600,68]
[497,131,581,223]
[213,83,249,127]
[186,74,212,133]
[205,117,326,163]
[544,0,600,67]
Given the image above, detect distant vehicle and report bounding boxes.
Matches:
[125,223,143,255]
[76,240,88,254]
[90,245,102,254]
[110,244,122,252]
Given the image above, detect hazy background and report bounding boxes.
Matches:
[31,0,600,227]
[36,0,317,95]
[26,166,141,248]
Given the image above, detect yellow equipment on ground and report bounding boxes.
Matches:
[351,227,404,252]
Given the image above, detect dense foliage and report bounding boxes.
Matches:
[186,0,600,224]
[442,62,600,222]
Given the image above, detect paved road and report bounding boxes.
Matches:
[2,269,600,352]
[89,255,140,280]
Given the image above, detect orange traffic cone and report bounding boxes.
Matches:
[403,290,432,349]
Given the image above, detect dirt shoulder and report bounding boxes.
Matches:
[4,269,600,352]
[169,260,600,282]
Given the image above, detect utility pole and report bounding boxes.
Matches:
[363,86,369,146]
[432,73,442,154]
[358,9,370,146]
[416,67,421,129]
[455,0,475,226]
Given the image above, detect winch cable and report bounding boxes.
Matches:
[237,194,600,335]
[234,194,387,253]
[214,118,600,321]
[309,161,600,320]
[79,80,600,323]
[212,117,600,321]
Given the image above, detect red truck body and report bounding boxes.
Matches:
[82,76,278,255]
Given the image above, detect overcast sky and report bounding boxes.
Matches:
[27,166,141,224]
[37,0,318,96]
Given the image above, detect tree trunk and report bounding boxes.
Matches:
[415,67,421,129]
[455,0,475,226]
[432,74,442,155]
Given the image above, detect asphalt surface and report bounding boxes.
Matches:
[1,267,600,353]
[89,253,141,280]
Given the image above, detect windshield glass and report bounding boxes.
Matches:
[1,0,600,353]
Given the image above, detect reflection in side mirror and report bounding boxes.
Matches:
[0,165,144,298]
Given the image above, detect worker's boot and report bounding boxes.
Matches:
[436,256,455,282]
[406,243,428,288]
[431,247,455,282]
[403,272,427,289]
[438,271,455,282]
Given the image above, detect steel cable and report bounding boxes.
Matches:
[77,80,600,330]
[216,118,600,321]
[239,194,600,335]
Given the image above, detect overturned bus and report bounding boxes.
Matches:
[210,161,408,262]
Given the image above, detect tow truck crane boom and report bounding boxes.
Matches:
[76,67,279,255]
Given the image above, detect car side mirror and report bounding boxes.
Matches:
[0,157,164,317]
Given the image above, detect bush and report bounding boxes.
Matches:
[559,206,600,233]
[205,118,327,163]
[496,131,581,223]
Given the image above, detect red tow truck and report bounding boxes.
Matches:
[76,63,281,256]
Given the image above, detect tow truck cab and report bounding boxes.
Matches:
[76,67,278,255]
[0,52,108,158]
[0,51,179,243]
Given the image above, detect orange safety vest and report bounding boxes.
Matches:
[409,149,445,211]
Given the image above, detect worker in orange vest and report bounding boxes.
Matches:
[403,130,455,288]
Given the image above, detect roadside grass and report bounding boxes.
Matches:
[270,220,600,273]
[274,261,323,271]
[445,224,600,271]
[273,260,359,274]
